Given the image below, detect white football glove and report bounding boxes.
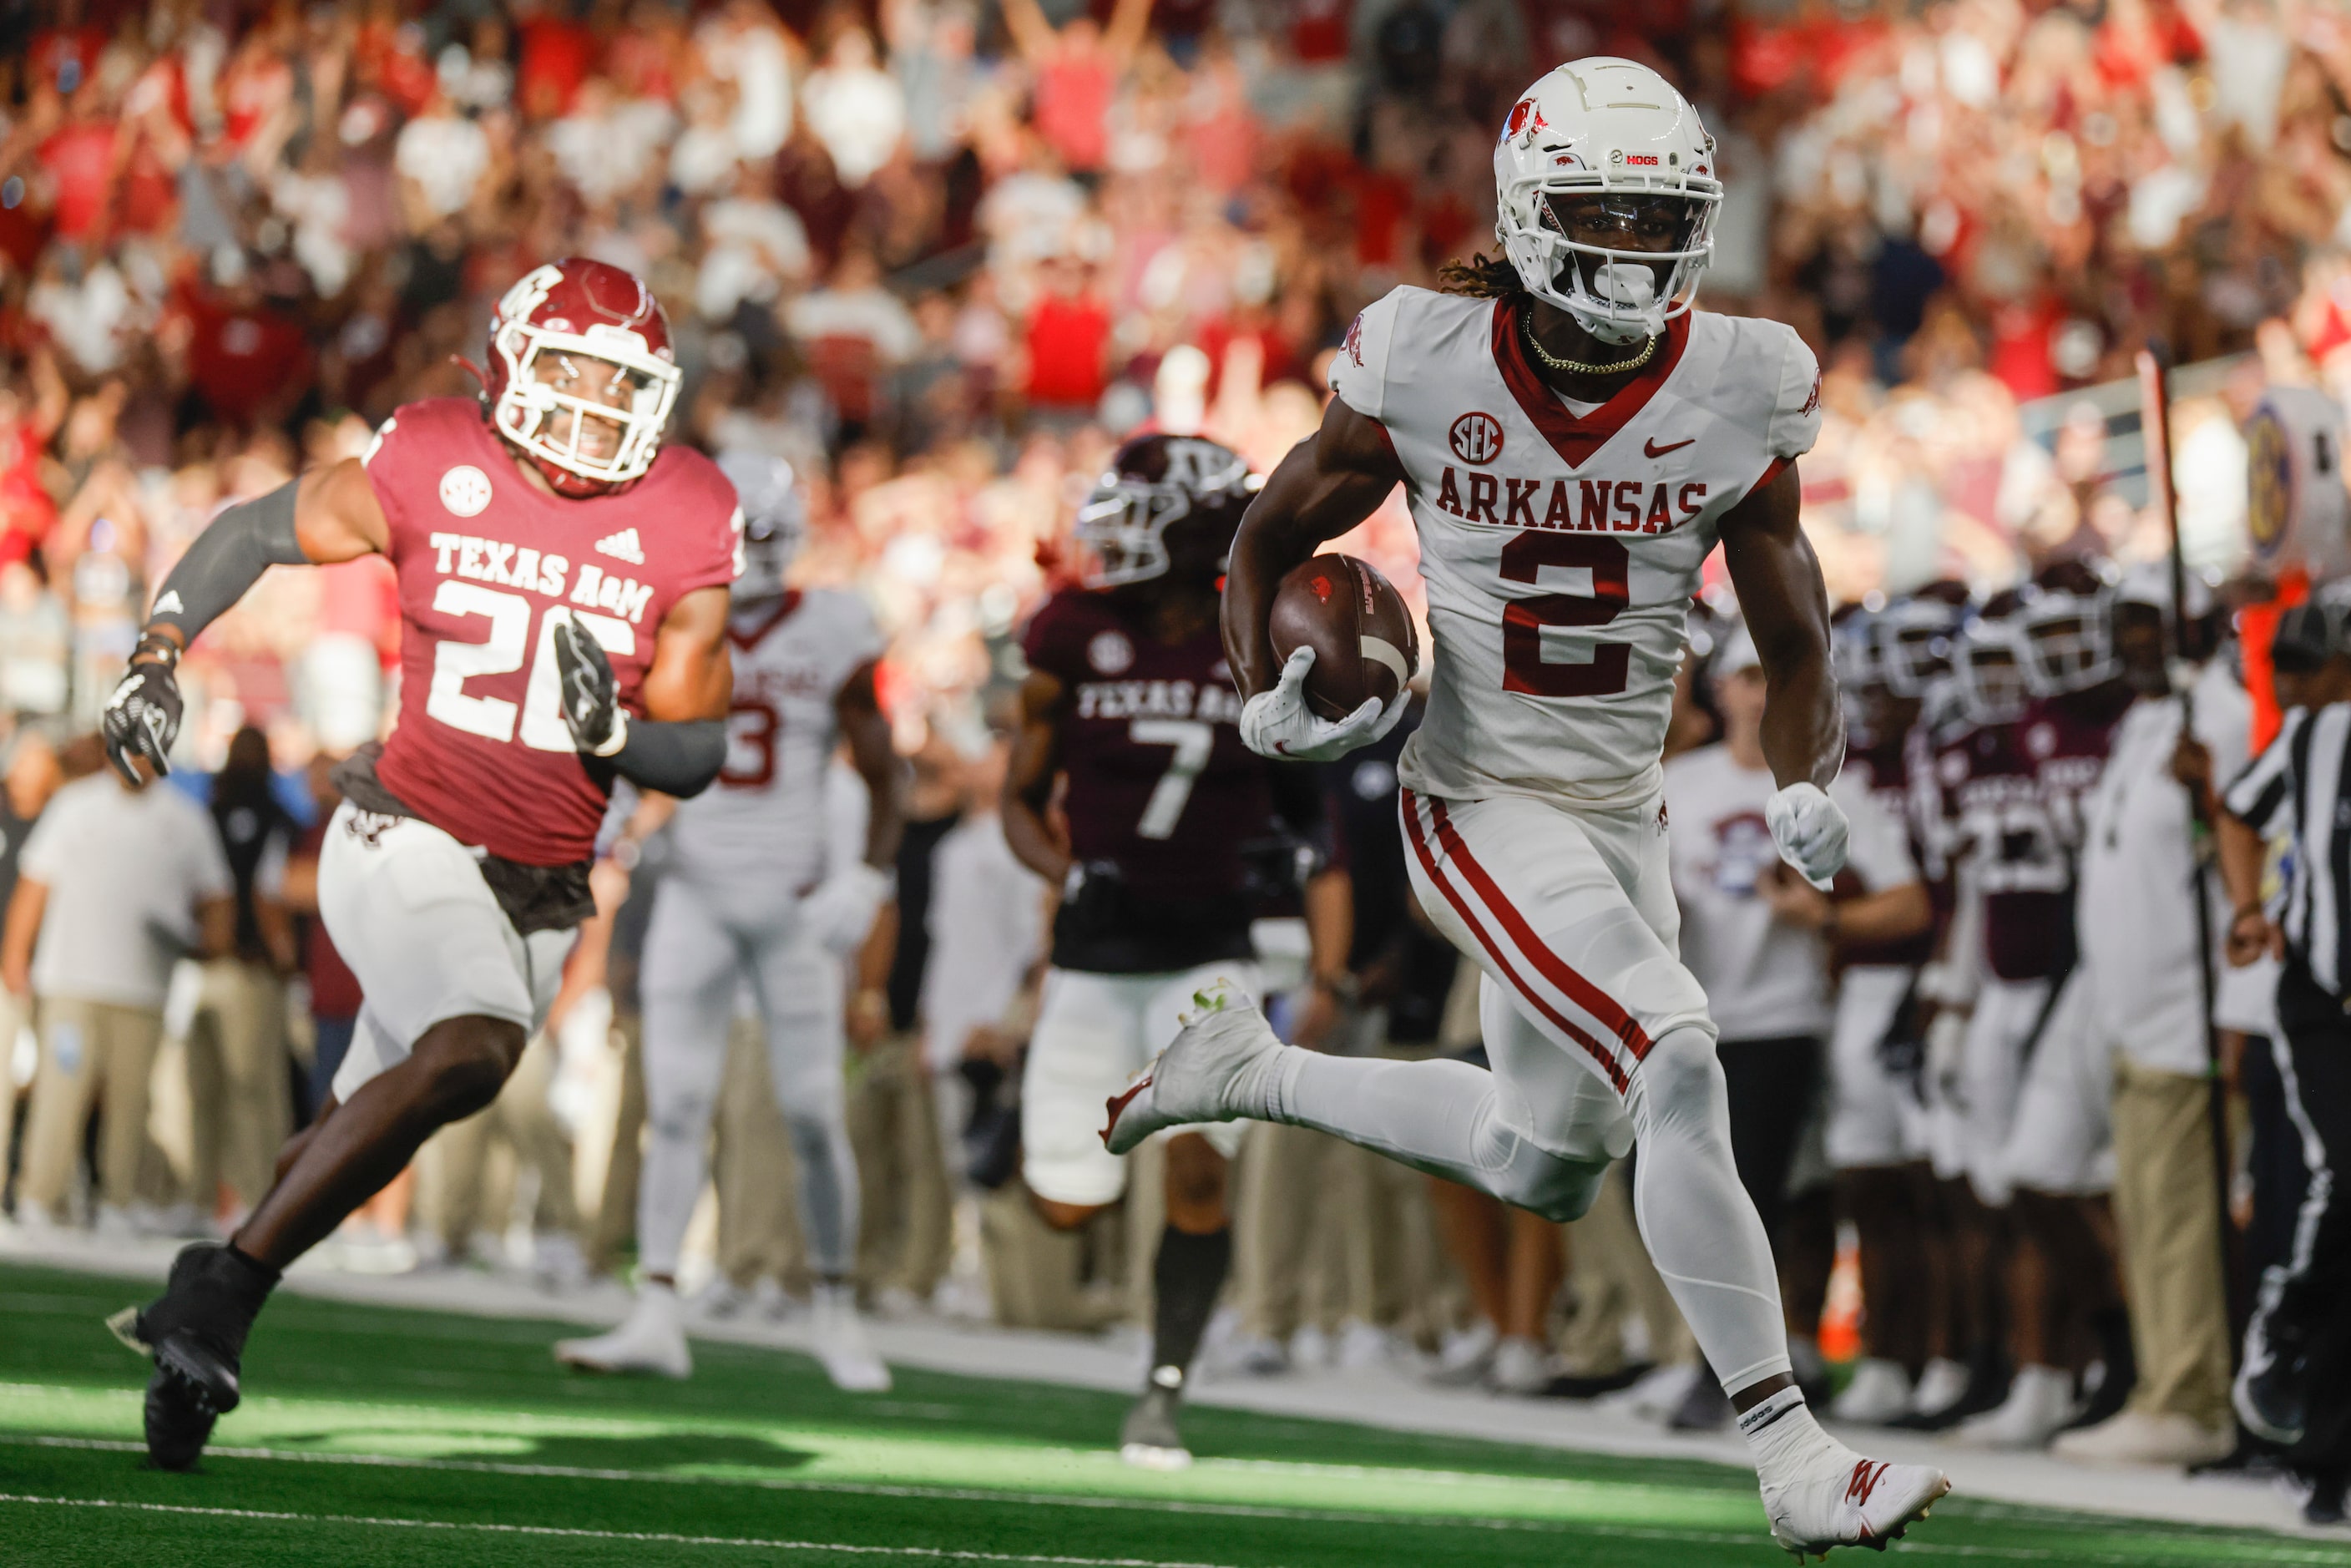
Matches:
[1238,645,1408,763]
[801,862,892,956]
[1764,781,1848,891]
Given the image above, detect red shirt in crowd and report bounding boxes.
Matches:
[39,123,115,242]
[1024,292,1112,409]
[184,292,314,427]
[1034,48,1115,173]
[518,15,598,119]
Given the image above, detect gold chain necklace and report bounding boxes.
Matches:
[1520,306,1656,377]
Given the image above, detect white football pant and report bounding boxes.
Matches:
[637,874,859,1278]
[1269,788,1792,1393]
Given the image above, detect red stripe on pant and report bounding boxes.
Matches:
[1401,789,1629,1095]
[1426,797,1656,1064]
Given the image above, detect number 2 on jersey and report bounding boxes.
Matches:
[424,582,636,749]
[1499,534,1630,697]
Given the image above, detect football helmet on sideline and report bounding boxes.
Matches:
[1075,434,1258,592]
[717,450,803,604]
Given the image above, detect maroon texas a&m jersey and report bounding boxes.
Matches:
[1025,587,1268,902]
[1929,694,2121,981]
[367,399,741,866]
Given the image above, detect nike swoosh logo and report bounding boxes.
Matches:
[1644,438,1695,458]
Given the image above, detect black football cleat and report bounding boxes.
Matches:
[107,1242,280,1471]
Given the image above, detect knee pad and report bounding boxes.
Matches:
[645,1089,718,1146]
[1482,1135,1608,1223]
[1626,1026,1727,1137]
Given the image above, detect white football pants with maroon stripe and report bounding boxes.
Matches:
[1272,789,1792,1393]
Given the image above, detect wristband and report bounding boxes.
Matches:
[591,707,630,757]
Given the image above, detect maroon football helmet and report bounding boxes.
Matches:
[483,258,680,498]
[1075,433,1258,591]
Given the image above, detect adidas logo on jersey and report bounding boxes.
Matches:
[596,529,645,564]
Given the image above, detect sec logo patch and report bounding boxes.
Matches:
[1088,630,1135,675]
[439,465,493,518]
[1449,412,1504,465]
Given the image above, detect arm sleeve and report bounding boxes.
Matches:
[2225,708,2304,832]
[146,483,308,644]
[1764,326,1825,463]
[1327,290,1401,424]
[609,719,728,799]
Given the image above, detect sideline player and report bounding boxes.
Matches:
[1105,59,1948,1555]
[1004,432,1345,1468]
[1944,569,2133,1449]
[102,259,741,1469]
[556,452,900,1390]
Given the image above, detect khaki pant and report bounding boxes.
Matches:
[417,1032,579,1251]
[2111,1055,2232,1429]
[18,998,165,1217]
[847,1033,953,1298]
[981,1176,1129,1331]
[1558,1161,1692,1373]
[587,1011,647,1275]
[184,959,291,1216]
[715,1016,806,1291]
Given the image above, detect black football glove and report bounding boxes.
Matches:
[553,613,626,756]
[102,657,184,784]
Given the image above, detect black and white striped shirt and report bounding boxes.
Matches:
[2227,702,2351,994]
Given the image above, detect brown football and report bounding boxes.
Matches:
[1267,554,1421,721]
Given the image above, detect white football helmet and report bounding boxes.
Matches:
[1874,594,1967,699]
[1492,58,1722,345]
[2018,583,2119,696]
[1955,613,2031,726]
[716,450,802,604]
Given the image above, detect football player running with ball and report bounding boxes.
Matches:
[1104,60,1949,1556]
[101,259,742,1471]
[1007,432,1345,1468]
[556,452,900,1391]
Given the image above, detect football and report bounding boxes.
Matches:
[1267,554,1421,721]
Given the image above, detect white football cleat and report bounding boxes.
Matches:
[1102,980,1282,1156]
[811,1282,892,1392]
[1949,1363,2072,1449]
[555,1284,692,1378]
[1828,1358,1914,1426]
[1760,1436,1949,1560]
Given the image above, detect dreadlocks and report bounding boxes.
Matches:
[1438,250,1524,300]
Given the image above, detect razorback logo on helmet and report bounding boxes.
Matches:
[1449,412,1505,465]
[1504,97,1549,147]
[1342,313,1366,367]
[1802,366,1823,417]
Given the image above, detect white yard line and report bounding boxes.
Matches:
[0,1494,1247,1566]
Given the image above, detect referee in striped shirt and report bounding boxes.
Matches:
[2218,596,2351,1498]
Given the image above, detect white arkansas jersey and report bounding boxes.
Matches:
[666,589,884,893]
[1332,288,1821,810]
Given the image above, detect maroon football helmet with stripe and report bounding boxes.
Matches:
[483,258,681,498]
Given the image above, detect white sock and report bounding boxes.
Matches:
[1621,1029,1796,1391]
[1272,1050,1523,1186]
[1738,1385,1837,1471]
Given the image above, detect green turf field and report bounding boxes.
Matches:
[1,1262,2343,1566]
